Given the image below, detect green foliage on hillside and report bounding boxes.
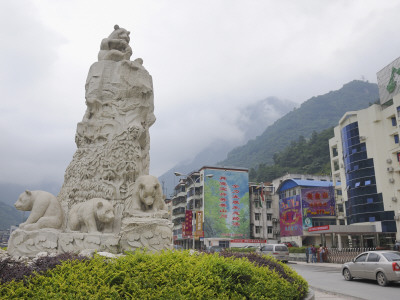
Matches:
[250,127,334,182]
[0,251,308,299]
[219,80,379,169]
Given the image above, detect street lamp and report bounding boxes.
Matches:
[174,171,213,249]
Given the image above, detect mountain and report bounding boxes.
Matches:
[0,201,25,230]
[158,97,297,197]
[219,80,379,169]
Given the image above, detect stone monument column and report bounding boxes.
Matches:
[8,25,172,257]
[58,25,156,232]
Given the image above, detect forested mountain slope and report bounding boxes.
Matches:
[219,80,379,169]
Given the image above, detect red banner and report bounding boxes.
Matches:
[308,225,329,232]
[230,239,267,243]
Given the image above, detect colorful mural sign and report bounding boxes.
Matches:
[279,195,303,236]
[301,187,335,218]
[203,169,250,238]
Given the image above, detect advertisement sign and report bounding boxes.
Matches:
[308,225,330,232]
[203,168,250,238]
[195,211,204,237]
[301,187,335,218]
[230,239,267,243]
[183,210,193,237]
[279,195,303,236]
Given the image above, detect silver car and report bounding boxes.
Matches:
[259,244,289,263]
[342,251,400,286]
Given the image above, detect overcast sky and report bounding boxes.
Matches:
[1,0,400,187]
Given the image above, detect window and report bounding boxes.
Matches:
[355,182,360,188]
[267,214,272,221]
[255,226,261,234]
[369,216,376,222]
[397,106,400,118]
[365,180,371,185]
[392,117,397,126]
[367,198,373,204]
[338,204,344,213]
[255,213,261,221]
[339,219,345,225]
[219,241,230,248]
[355,253,368,262]
[266,201,272,209]
[394,134,399,144]
[254,199,261,208]
[267,226,273,234]
[367,253,381,262]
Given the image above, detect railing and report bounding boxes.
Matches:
[327,247,376,264]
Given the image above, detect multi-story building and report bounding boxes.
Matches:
[328,57,400,247]
[171,166,259,249]
[270,174,337,247]
[248,182,279,242]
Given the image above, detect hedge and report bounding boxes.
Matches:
[0,250,308,299]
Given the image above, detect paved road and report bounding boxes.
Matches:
[290,261,400,300]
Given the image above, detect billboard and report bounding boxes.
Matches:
[279,195,302,236]
[301,187,335,218]
[203,168,250,238]
[377,56,400,104]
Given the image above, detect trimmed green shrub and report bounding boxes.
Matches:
[0,250,308,299]
[288,247,308,254]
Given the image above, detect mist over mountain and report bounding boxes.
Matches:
[158,97,297,197]
[219,80,379,169]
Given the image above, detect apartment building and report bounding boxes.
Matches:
[328,57,400,247]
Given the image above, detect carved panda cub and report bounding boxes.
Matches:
[15,190,63,231]
[68,198,114,233]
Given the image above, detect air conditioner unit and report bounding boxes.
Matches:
[359,136,366,141]
[389,178,395,183]
[387,158,392,164]
[392,196,398,202]
[272,218,278,222]
[387,167,394,172]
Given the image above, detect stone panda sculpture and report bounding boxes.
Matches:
[14,190,63,231]
[68,198,115,233]
[124,175,166,214]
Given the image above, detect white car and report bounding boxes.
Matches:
[342,251,400,286]
[259,244,289,263]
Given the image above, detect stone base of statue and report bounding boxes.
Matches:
[7,229,60,258]
[120,212,173,252]
[8,214,173,258]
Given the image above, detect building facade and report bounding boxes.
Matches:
[328,57,400,247]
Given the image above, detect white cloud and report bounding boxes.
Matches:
[1,0,400,186]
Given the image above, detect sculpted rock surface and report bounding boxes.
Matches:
[58,25,155,207]
[8,25,173,258]
[124,175,166,215]
[15,190,63,231]
[69,198,115,233]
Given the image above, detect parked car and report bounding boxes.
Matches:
[342,251,400,286]
[282,241,298,247]
[259,244,289,263]
[208,246,224,253]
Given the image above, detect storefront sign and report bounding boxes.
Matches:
[308,225,330,232]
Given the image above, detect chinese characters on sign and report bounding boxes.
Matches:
[218,176,241,227]
[279,195,303,236]
[301,187,335,218]
[203,169,250,239]
[183,210,193,238]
